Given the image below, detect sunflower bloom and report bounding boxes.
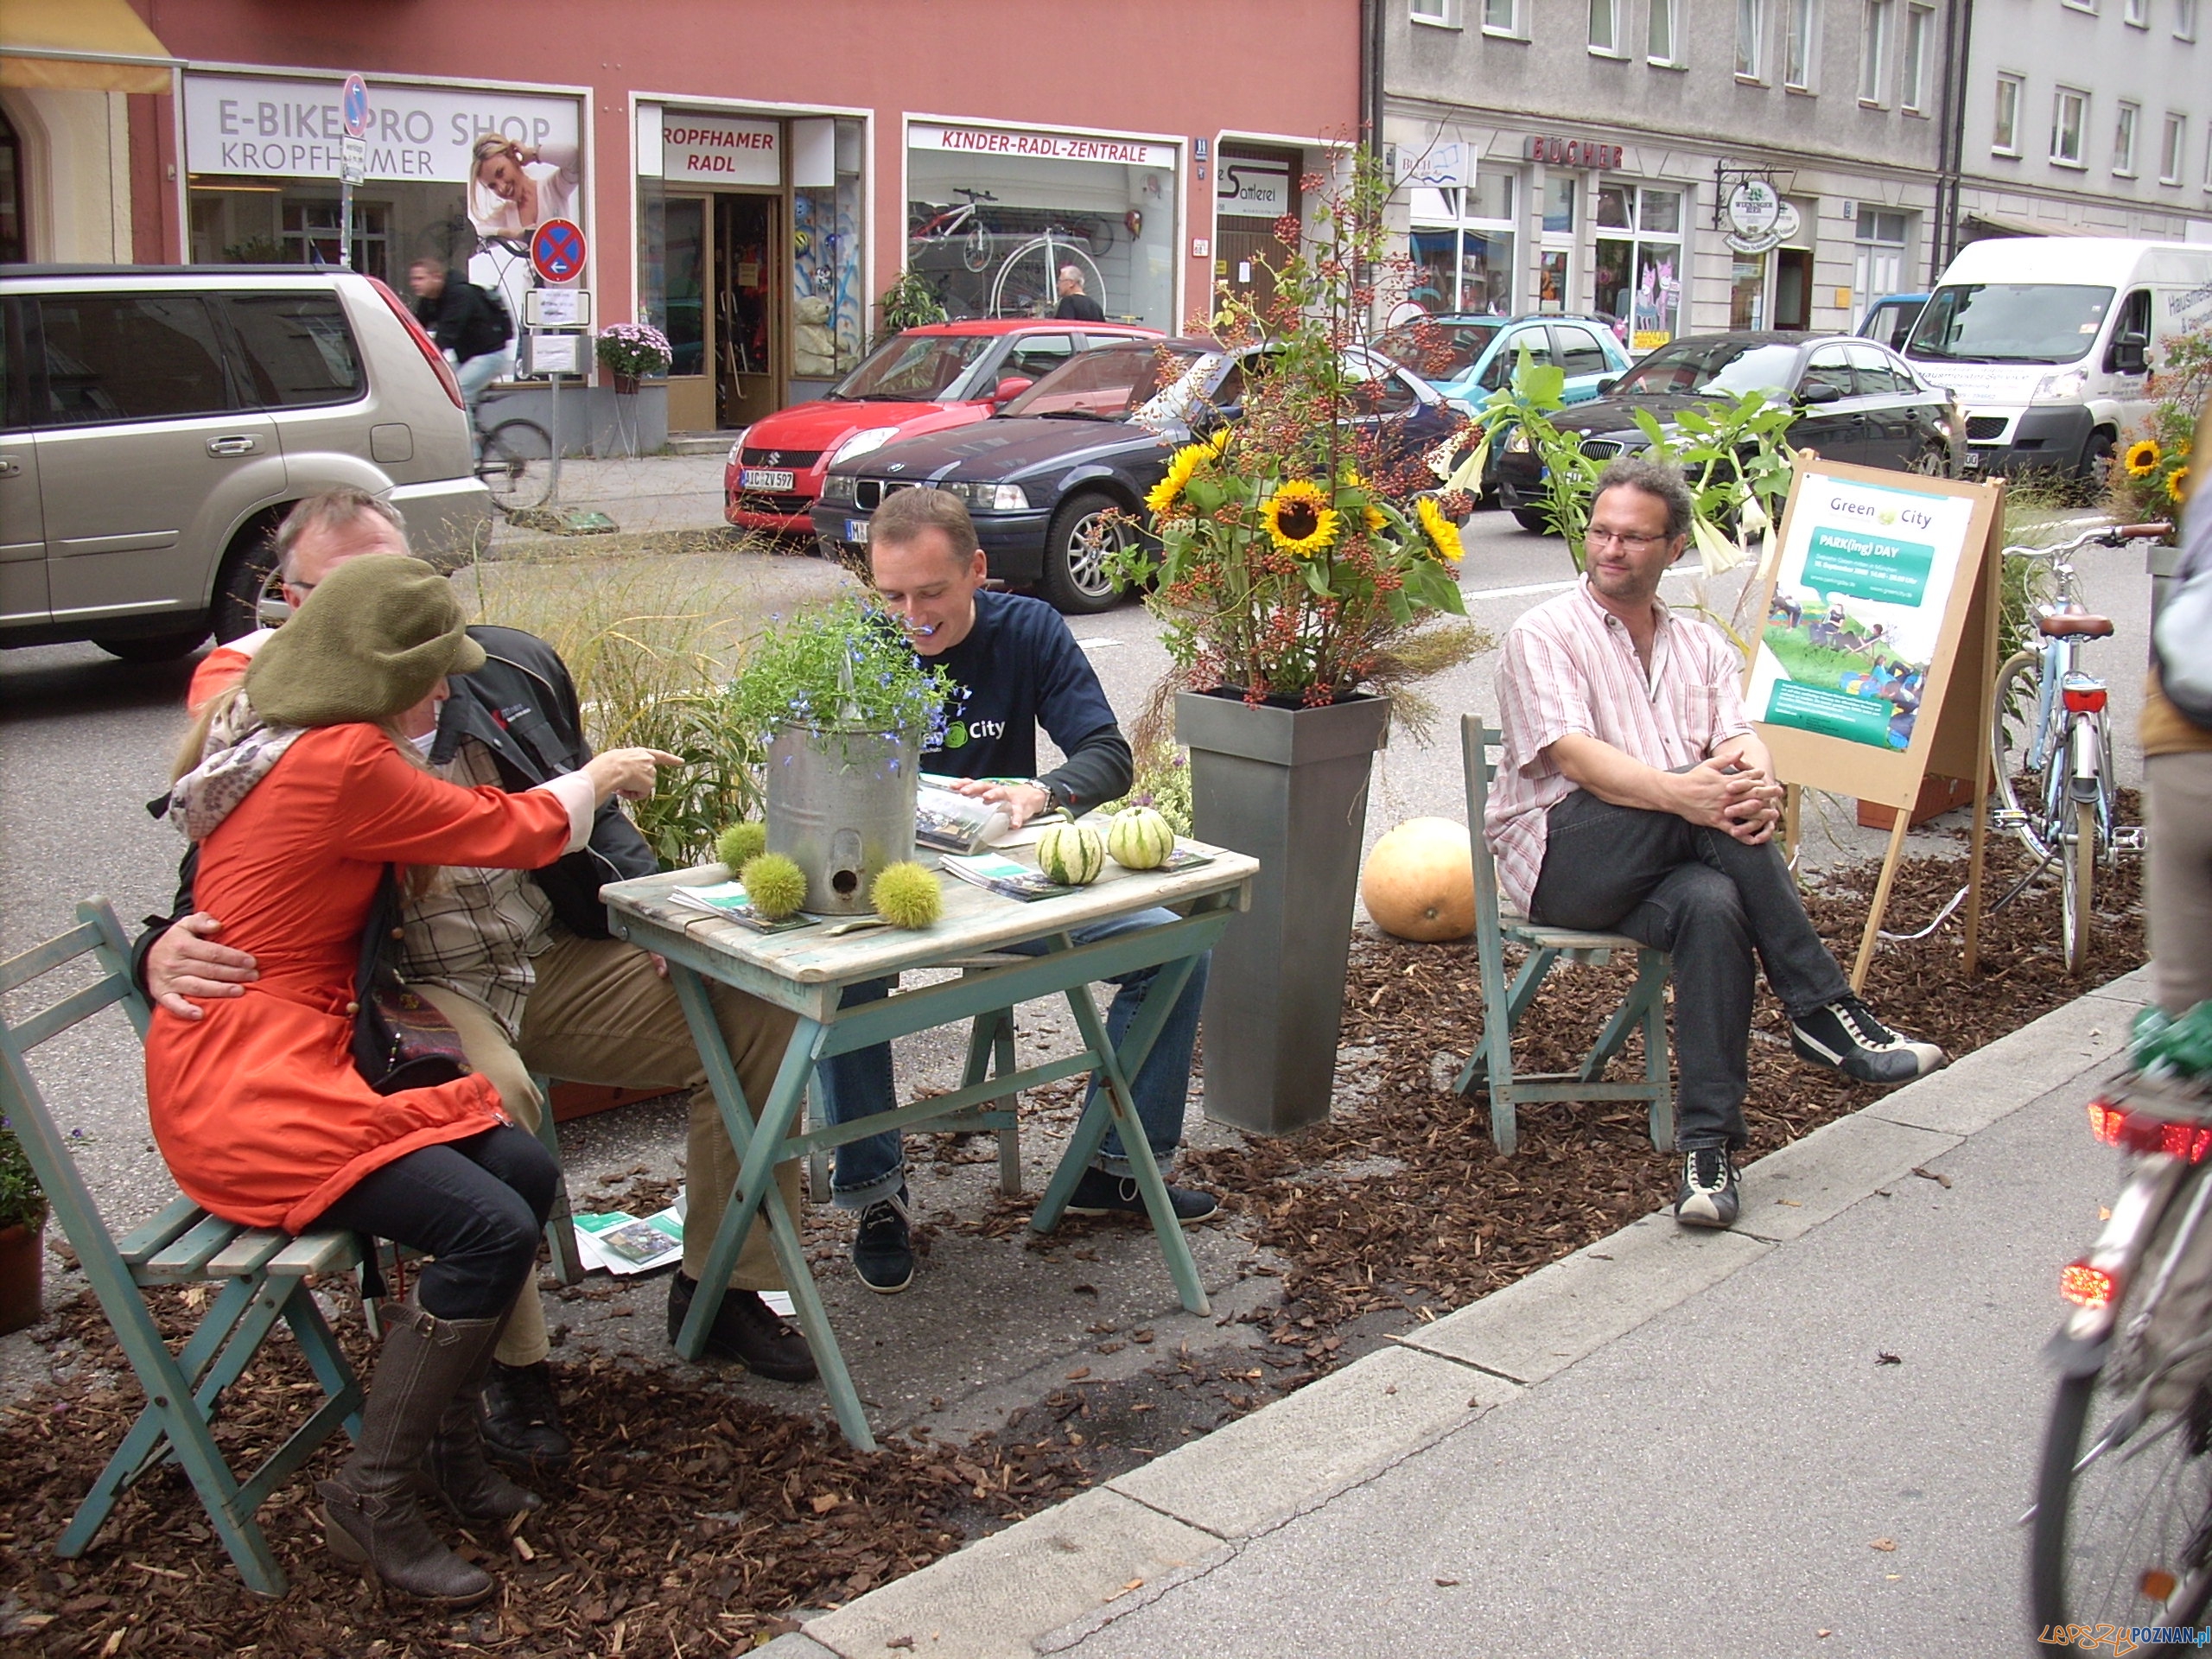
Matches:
[2126,439,2162,477]
[1145,442,1215,518]
[2168,466,2190,504]
[1416,495,1465,565]
[1261,479,1343,557]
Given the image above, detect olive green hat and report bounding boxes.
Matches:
[244,553,486,727]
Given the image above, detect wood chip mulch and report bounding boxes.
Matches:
[0,835,2144,1656]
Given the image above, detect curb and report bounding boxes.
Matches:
[759,969,2149,1659]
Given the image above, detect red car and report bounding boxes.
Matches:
[725,319,1161,534]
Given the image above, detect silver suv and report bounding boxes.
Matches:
[0,265,490,660]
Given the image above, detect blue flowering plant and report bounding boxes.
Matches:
[597,321,673,381]
[727,596,953,745]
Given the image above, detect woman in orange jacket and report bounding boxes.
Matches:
[150,555,675,1605]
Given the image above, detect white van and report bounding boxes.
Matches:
[1904,238,2212,478]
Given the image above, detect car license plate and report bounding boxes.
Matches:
[845,518,871,544]
[741,468,795,491]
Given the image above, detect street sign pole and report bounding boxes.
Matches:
[339,74,369,271]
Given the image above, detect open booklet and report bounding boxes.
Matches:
[664,878,814,932]
[570,1191,792,1313]
[915,775,1071,854]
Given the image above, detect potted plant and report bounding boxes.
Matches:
[1115,149,1482,1135]
[0,1118,48,1335]
[596,321,673,396]
[728,595,952,914]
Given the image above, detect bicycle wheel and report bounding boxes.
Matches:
[1991,650,2056,861]
[989,239,1102,320]
[2063,796,2096,976]
[479,418,555,512]
[962,219,993,273]
[2031,1192,2212,1638]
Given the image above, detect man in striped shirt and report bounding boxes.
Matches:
[1488,458,1942,1228]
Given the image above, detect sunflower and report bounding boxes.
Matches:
[1415,495,1465,566]
[1145,441,1216,518]
[1261,479,1343,556]
[1364,503,1389,531]
[2168,465,2191,505]
[2125,438,2163,477]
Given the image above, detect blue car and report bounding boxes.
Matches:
[1856,292,1929,353]
[1375,313,1633,413]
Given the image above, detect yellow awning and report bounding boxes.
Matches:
[0,0,178,95]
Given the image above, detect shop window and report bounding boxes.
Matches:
[1901,4,1932,112]
[1859,0,1893,104]
[2162,114,2187,184]
[1738,0,1764,78]
[0,105,22,264]
[1408,172,1518,315]
[2051,87,2088,167]
[1785,0,1819,87]
[793,117,865,380]
[2114,104,2140,176]
[1853,207,1910,302]
[1590,0,1621,53]
[1648,0,1681,63]
[280,199,391,283]
[1993,73,2024,155]
[1595,183,1683,349]
[219,293,364,409]
[36,296,234,427]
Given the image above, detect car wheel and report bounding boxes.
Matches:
[212,516,283,643]
[1038,489,1129,614]
[2078,428,2115,485]
[1511,505,1554,535]
[93,627,208,663]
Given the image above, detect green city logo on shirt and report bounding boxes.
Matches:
[944,721,969,748]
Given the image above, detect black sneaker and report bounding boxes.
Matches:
[1065,1167,1221,1224]
[665,1274,818,1382]
[1790,995,1948,1084]
[1674,1147,1739,1229]
[478,1358,572,1471]
[852,1188,915,1294]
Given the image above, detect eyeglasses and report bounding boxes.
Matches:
[1585,527,1673,553]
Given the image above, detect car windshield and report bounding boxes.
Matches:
[830,333,995,401]
[1003,343,1206,420]
[1611,340,1802,398]
[1905,283,2115,365]
[1375,318,1503,378]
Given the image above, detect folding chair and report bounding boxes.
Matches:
[1456,719,1675,1157]
[0,899,365,1597]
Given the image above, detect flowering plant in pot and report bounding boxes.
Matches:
[2105,321,2208,533]
[596,321,673,392]
[0,1119,48,1336]
[726,594,953,914]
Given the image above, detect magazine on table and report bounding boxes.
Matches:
[938,850,1077,901]
[914,775,1066,854]
[665,878,814,932]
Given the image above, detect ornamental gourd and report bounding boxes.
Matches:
[1106,806,1175,870]
[1035,822,1107,886]
[1359,817,1475,942]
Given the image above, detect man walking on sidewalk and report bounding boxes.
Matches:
[1486,457,1945,1229]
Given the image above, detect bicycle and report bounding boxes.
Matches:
[471,390,556,514]
[910,188,999,273]
[1987,519,2171,975]
[2029,1015,2212,1643]
[987,232,1104,320]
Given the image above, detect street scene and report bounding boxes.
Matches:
[3,1,2210,1656]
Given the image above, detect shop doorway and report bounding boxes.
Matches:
[658,191,785,433]
[1217,146,1300,321]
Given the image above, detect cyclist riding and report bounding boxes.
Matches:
[407,257,515,439]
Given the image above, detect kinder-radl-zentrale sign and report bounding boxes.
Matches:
[909,123,1175,169]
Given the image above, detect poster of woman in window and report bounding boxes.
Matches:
[467,136,581,240]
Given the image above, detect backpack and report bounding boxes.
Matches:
[478,282,514,347]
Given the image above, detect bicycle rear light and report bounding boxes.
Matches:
[2060,1261,2116,1310]
[2088,1096,2212,1163]
[2062,675,2108,715]
[368,276,466,410]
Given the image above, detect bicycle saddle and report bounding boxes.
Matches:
[2037,610,2114,638]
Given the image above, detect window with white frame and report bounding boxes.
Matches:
[2114,102,2140,174]
[1993,73,2024,152]
[1408,173,1519,315]
[2052,86,2088,165]
[1901,4,1933,111]
[1591,0,1621,49]
[2125,0,2149,23]
[1738,0,1765,75]
[1596,183,1686,346]
[1785,0,1819,86]
[1853,207,1912,306]
[1861,0,1894,102]
[2162,113,2187,182]
[2061,0,2097,14]
[1410,0,1454,23]
[2179,0,2199,40]
[1649,0,1680,63]
[1484,0,1521,32]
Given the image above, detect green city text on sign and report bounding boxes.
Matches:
[1802,525,1936,607]
[1764,679,1895,747]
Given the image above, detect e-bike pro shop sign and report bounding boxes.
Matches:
[182,72,580,184]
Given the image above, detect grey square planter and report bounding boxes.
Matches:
[1176,689,1392,1135]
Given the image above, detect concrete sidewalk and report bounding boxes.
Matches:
[759,971,2150,1659]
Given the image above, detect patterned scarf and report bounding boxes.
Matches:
[168,693,307,842]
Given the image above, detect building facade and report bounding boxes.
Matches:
[3,0,1355,432]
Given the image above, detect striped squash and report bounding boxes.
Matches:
[1106,806,1175,870]
[1035,823,1107,886]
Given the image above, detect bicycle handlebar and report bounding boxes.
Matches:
[2115,522,2175,540]
[2002,520,2175,560]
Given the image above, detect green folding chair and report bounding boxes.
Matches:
[1457,718,1675,1157]
[0,899,365,1597]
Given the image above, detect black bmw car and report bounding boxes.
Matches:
[811,338,1460,613]
[1493,331,1956,533]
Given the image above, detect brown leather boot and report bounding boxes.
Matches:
[317,1305,502,1604]
[426,1328,545,1520]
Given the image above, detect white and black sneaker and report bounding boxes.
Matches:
[852,1187,915,1294]
[1674,1147,1739,1229]
[1790,995,1948,1084]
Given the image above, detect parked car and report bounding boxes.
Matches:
[1374,312,1631,411]
[1856,292,1928,353]
[725,319,1160,535]
[1493,330,1954,533]
[813,337,1459,613]
[0,264,489,659]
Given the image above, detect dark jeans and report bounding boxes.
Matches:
[1528,789,1852,1152]
[319,1124,556,1320]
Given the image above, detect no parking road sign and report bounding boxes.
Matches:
[340,73,370,139]
[531,218,588,284]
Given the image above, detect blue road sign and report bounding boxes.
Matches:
[531,218,588,284]
[340,74,370,140]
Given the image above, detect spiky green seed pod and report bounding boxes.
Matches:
[870,860,942,929]
[739,852,808,921]
[715,820,767,873]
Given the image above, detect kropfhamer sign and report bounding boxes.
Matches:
[183,72,580,184]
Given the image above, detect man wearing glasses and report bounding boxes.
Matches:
[1485,458,1943,1229]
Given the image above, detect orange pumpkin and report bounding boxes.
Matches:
[1360,817,1475,942]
